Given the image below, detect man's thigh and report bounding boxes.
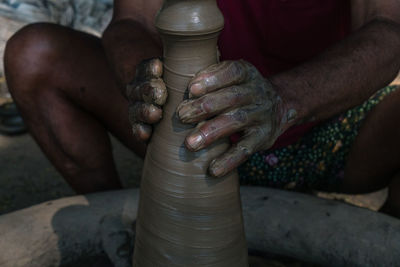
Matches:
[342,86,400,194]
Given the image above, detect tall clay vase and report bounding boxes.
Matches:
[133,0,249,266]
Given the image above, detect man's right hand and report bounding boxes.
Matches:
[126,58,167,141]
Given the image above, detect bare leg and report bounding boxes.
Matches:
[342,87,400,217]
[4,23,146,194]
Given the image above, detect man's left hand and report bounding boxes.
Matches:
[177,60,292,177]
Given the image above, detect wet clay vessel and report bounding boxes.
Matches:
[132,0,248,266]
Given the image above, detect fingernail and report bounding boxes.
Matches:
[210,164,226,177]
[152,60,163,77]
[177,103,189,118]
[147,105,162,123]
[177,102,195,123]
[132,124,150,141]
[190,82,204,96]
[185,132,204,151]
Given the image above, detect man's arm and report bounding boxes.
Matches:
[102,0,163,95]
[271,0,400,128]
[175,0,400,177]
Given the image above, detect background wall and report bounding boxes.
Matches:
[0,0,113,33]
[0,0,113,98]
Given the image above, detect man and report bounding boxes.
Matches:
[4,0,400,216]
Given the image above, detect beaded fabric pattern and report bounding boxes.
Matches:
[238,86,398,192]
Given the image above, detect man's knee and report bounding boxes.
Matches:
[4,23,67,95]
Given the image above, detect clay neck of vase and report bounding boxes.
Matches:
[155,0,224,35]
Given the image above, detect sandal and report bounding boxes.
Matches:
[0,102,27,135]
[0,102,19,117]
[0,115,27,135]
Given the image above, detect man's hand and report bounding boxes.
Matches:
[177,60,291,177]
[102,0,164,142]
[127,58,167,141]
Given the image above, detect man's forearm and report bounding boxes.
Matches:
[102,18,162,97]
[271,19,400,128]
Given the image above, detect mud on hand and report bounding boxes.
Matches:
[177,60,293,177]
[126,58,167,142]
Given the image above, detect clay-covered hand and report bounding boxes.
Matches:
[177,60,291,177]
[126,58,167,141]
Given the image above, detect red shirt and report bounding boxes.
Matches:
[217,0,351,148]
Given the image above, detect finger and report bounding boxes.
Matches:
[185,105,269,151]
[177,84,273,124]
[127,78,167,106]
[135,58,163,81]
[188,60,249,97]
[209,127,266,177]
[132,123,152,142]
[129,102,162,124]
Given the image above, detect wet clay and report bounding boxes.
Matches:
[132,1,248,266]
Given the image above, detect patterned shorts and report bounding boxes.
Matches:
[238,86,398,192]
